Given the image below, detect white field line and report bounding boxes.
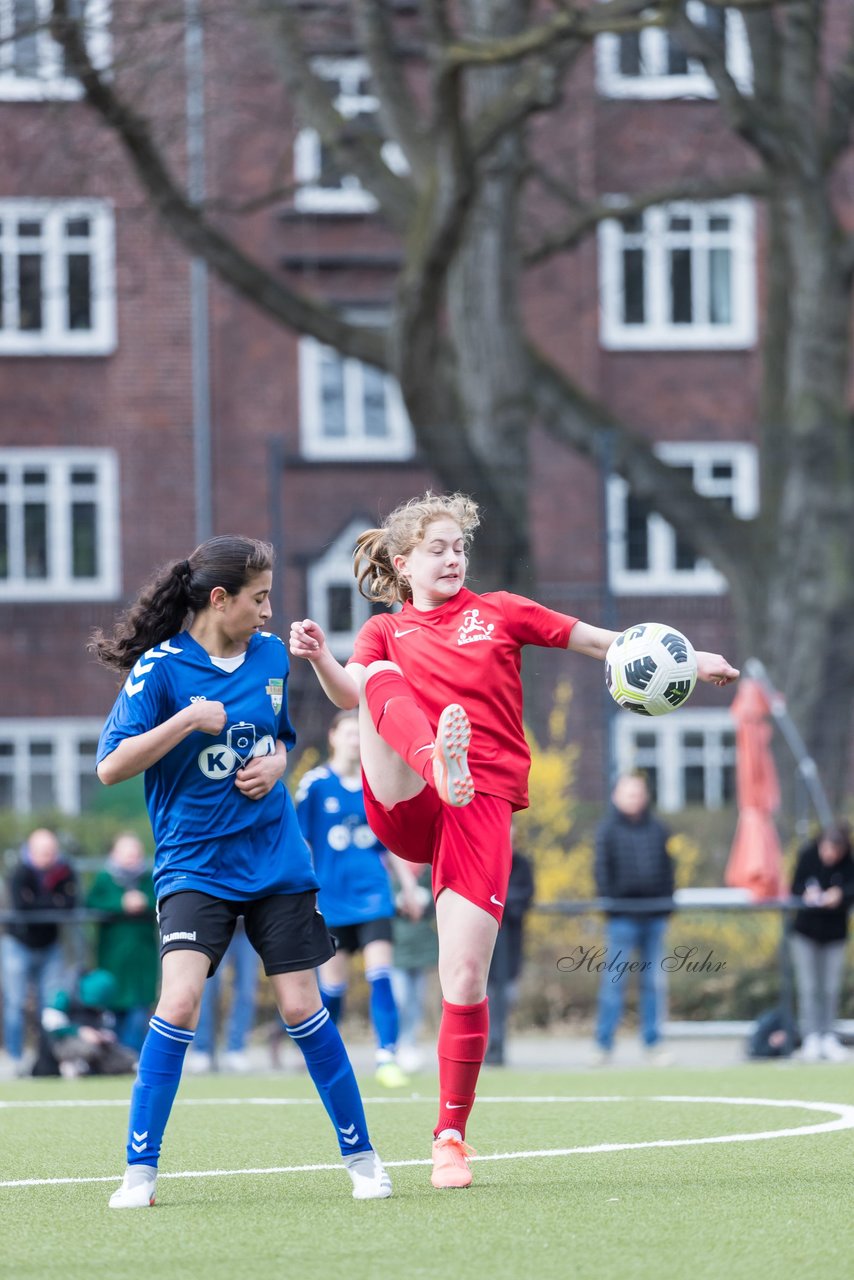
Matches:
[2,1094,853,1190]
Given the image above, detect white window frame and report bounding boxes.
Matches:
[0,447,120,601]
[299,307,414,461]
[599,197,756,350]
[607,441,757,595]
[293,57,407,214]
[0,718,104,813]
[0,0,110,102]
[0,198,116,355]
[596,3,751,100]
[307,518,386,660]
[613,708,736,811]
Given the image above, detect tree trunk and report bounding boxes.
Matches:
[444,0,533,594]
[730,190,854,808]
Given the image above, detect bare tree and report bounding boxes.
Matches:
[48,0,854,803]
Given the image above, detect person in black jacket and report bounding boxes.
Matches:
[789,824,854,1063]
[485,846,535,1066]
[1,828,77,1071]
[592,774,674,1066]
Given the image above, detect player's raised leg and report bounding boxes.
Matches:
[360,662,474,808]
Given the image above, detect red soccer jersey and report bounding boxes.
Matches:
[349,587,577,810]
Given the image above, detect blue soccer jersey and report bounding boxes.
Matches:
[296,766,394,927]
[97,631,318,902]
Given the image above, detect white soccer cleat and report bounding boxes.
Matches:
[432,704,475,808]
[344,1149,393,1200]
[821,1033,848,1062]
[108,1164,157,1209]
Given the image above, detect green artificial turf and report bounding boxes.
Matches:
[2,1063,853,1280]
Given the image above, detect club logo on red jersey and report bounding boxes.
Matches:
[457,609,495,646]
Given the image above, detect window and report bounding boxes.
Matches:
[0,199,116,354]
[0,0,110,101]
[599,199,755,349]
[597,3,751,99]
[607,442,757,594]
[0,719,103,812]
[299,307,415,460]
[0,449,120,600]
[307,519,390,659]
[293,57,407,214]
[614,710,736,811]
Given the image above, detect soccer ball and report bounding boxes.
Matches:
[605,622,698,716]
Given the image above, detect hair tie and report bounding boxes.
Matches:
[175,558,192,585]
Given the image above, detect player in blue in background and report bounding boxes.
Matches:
[297,711,417,1088]
[91,536,391,1208]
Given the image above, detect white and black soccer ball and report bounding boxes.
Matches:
[605,623,698,716]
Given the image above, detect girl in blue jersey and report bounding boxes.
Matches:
[92,536,391,1207]
[297,710,413,1088]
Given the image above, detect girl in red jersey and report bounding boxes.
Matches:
[290,492,739,1189]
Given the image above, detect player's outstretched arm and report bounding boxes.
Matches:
[567,620,620,660]
[695,652,740,686]
[289,618,360,710]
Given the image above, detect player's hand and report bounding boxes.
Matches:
[234,751,286,800]
[121,888,148,915]
[188,700,228,735]
[289,618,327,661]
[695,652,740,687]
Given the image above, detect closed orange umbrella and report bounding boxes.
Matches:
[725,679,785,900]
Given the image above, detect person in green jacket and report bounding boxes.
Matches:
[87,832,159,1051]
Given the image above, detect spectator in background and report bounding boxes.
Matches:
[40,968,138,1079]
[592,774,674,1067]
[790,823,854,1062]
[87,832,159,1053]
[391,865,439,1074]
[1,827,77,1072]
[188,920,260,1073]
[485,847,535,1066]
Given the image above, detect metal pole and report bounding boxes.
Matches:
[597,428,619,799]
[744,656,834,829]
[185,0,213,543]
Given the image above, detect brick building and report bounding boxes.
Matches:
[0,2,772,816]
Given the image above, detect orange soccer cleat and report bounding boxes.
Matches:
[431,1134,476,1189]
[432,704,475,808]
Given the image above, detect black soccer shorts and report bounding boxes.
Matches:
[157,889,335,976]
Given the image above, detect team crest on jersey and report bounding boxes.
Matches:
[457,608,495,646]
[266,678,283,714]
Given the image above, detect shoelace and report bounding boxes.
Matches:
[435,1136,476,1161]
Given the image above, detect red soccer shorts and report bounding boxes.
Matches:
[362,775,513,923]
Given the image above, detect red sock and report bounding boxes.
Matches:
[434,998,489,1140]
[364,668,435,783]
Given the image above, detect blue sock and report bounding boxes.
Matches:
[319,981,347,1024]
[366,967,399,1053]
[125,1016,194,1167]
[285,1007,372,1156]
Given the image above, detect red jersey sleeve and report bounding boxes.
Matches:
[496,592,577,649]
[348,615,391,668]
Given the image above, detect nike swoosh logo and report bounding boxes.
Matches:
[490,894,504,907]
[445,1101,466,1109]
[394,627,420,638]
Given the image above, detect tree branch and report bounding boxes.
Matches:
[48,0,388,368]
[258,0,417,231]
[529,347,758,581]
[524,170,772,265]
[350,0,431,179]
